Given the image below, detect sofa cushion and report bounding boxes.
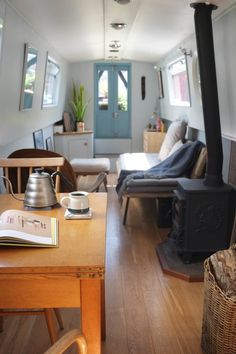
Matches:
[116,152,159,175]
[167,139,184,158]
[190,147,207,179]
[158,120,187,161]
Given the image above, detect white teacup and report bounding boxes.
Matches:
[60,191,89,214]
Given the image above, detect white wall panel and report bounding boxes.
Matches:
[0,0,68,150]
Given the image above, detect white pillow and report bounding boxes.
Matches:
[158,120,187,161]
[167,139,184,157]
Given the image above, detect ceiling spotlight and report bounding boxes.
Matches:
[110,22,127,30]
[109,41,121,49]
[114,0,131,4]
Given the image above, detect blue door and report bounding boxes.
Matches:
[94,63,131,138]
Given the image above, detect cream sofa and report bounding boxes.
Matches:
[116,120,207,225]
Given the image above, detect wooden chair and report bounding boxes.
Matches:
[7,149,107,193]
[0,156,65,344]
[0,157,65,193]
[44,329,87,354]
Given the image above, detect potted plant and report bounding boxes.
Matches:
[70,82,90,132]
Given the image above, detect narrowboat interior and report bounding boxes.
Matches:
[0,0,236,353]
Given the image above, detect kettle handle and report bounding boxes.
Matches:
[1,176,24,202]
[51,171,75,191]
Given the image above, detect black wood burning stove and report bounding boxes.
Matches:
[169,3,236,263]
[172,179,235,263]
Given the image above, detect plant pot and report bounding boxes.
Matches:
[77,122,85,133]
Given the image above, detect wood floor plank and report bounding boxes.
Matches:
[102,308,129,354]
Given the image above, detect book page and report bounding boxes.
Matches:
[0,209,58,246]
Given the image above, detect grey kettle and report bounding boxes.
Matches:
[24,168,58,208]
[2,168,75,208]
[1,168,59,208]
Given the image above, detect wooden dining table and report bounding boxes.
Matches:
[0,192,107,354]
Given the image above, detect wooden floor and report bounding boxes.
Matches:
[0,174,204,354]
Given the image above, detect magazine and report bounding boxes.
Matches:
[0,209,58,247]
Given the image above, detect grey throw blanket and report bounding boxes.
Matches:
[116,140,204,197]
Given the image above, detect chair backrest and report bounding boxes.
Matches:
[0,157,65,193]
[7,149,77,193]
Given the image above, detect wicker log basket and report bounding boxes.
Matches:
[201,246,236,354]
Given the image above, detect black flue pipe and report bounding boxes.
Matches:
[190,2,223,186]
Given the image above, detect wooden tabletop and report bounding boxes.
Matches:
[0,193,107,277]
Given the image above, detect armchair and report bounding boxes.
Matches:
[44,329,87,354]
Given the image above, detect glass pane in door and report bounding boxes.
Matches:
[98,70,108,111]
[118,70,128,111]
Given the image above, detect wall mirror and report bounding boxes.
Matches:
[20,43,38,110]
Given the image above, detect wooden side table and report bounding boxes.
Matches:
[143,130,166,152]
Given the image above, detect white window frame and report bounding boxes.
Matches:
[167,56,191,107]
[42,53,60,108]
[0,1,6,70]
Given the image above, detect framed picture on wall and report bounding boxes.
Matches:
[45,136,54,151]
[33,129,44,149]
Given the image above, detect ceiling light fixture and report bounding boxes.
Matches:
[114,0,131,4]
[109,41,121,49]
[110,22,127,30]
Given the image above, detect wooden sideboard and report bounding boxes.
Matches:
[143,130,166,152]
[54,131,94,160]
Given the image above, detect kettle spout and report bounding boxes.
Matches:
[1,176,24,202]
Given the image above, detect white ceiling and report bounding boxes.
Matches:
[7,0,236,63]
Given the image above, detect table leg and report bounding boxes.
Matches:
[80,279,102,354]
[101,279,106,341]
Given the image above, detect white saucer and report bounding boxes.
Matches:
[64,208,92,220]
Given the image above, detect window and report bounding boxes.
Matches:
[167,56,190,106]
[98,70,109,111]
[0,17,3,59]
[20,44,38,110]
[0,0,5,65]
[192,52,201,102]
[42,54,60,107]
[118,70,128,111]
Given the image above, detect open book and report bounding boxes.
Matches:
[0,209,58,247]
